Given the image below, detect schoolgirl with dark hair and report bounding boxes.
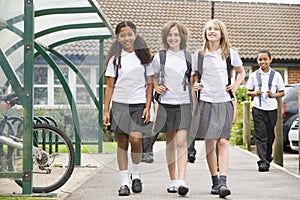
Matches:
[103,21,154,196]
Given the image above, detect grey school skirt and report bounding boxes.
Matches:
[190,100,233,140]
[110,101,152,135]
[154,103,192,133]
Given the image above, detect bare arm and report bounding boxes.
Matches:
[103,77,115,126]
[143,76,153,123]
[227,66,246,93]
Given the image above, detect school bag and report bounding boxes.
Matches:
[196,52,234,101]
[153,50,192,103]
[255,68,275,106]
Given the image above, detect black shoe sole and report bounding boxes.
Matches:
[178,186,189,196]
[219,187,231,198]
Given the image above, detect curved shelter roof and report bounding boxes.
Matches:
[0,0,113,73]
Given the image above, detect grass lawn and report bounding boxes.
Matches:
[81,141,117,153]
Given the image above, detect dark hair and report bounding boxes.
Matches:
[115,21,136,35]
[104,21,152,67]
[257,49,272,59]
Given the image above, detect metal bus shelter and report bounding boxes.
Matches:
[0,0,113,195]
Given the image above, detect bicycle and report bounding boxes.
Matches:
[0,93,75,193]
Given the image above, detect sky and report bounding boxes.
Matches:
[214,0,300,4]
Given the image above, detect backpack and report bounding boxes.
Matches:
[196,52,234,101]
[153,50,192,103]
[255,69,275,107]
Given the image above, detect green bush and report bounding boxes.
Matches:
[230,87,255,146]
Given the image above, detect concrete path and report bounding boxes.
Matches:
[60,141,300,200]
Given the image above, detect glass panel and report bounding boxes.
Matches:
[34,87,47,105]
[54,67,68,85]
[34,67,48,84]
[76,87,90,104]
[243,67,252,84]
[54,87,68,105]
[276,69,285,83]
[76,68,90,84]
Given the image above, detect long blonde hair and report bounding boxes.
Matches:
[201,19,231,60]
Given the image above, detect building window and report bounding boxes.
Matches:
[33,65,99,108]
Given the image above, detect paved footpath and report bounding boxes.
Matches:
[61,141,300,200]
[1,141,299,199]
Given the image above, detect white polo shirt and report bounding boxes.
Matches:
[105,50,154,104]
[151,49,190,105]
[246,68,285,110]
[192,48,243,103]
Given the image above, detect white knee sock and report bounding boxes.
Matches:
[120,170,129,186]
[131,163,140,180]
[170,179,178,187]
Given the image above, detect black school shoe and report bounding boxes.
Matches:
[132,178,143,193]
[211,184,218,195]
[218,185,231,198]
[258,163,269,172]
[178,185,189,196]
[144,152,154,163]
[118,185,130,196]
[188,153,196,163]
[167,186,178,193]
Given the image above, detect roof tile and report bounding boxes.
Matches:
[56,0,300,60]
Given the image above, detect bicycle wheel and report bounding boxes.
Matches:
[15,123,75,193]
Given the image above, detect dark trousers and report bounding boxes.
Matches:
[252,107,277,167]
[142,134,157,153]
[187,135,196,155]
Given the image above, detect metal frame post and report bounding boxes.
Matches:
[98,39,104,153]
[23,0,34,194]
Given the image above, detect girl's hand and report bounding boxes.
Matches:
[154,85,167,94]
[102,112,110,126]
[227,84,238,93]
[193,82,203,91]
[142,108,150,123]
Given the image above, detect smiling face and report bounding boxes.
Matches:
[205,21,221,44]
[167,26,181,51]
[117,26,137,52]
[257,52,272,72]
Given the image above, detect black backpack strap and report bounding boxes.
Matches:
[226,56,234,100]
[184,51,193,106]
[158,50,166,86]
[183,50,192,91]
[197,52,203,101]
[113,56,121,84]
[154,50,166,102]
